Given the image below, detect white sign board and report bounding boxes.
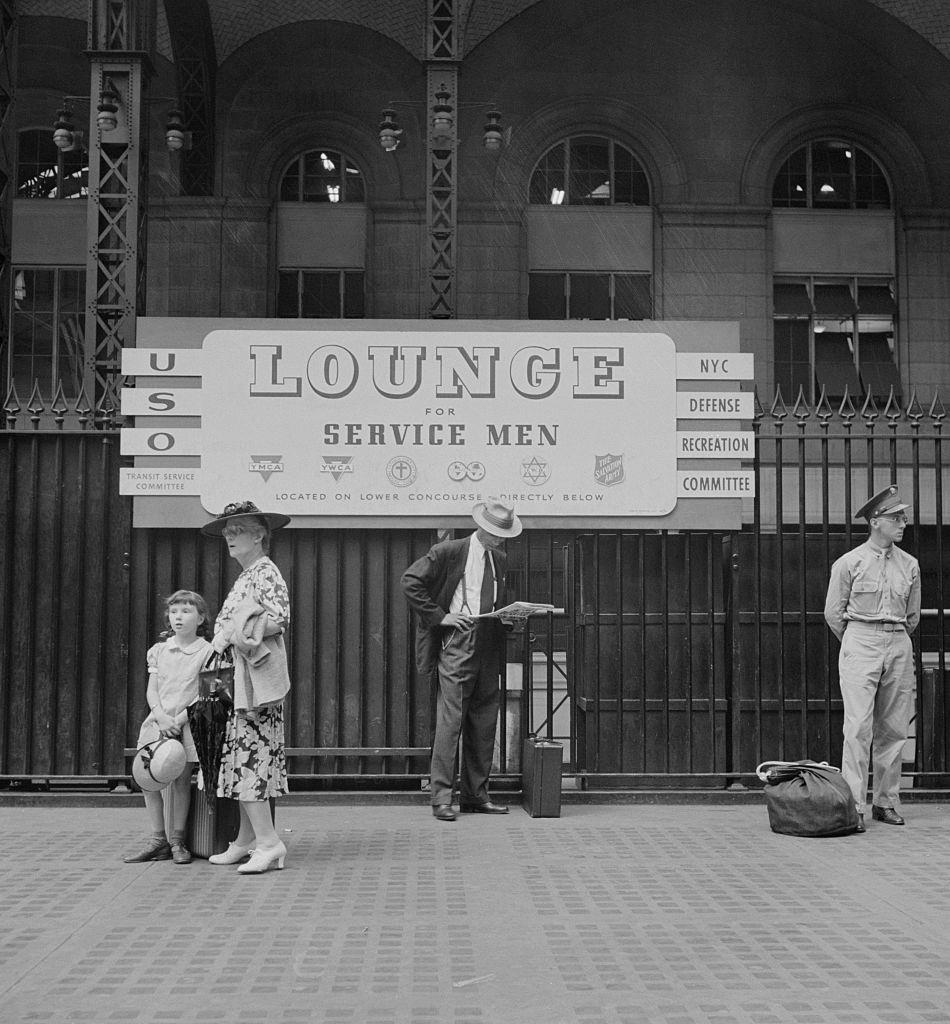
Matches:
[200,330,679,517]
[124,319,754,528]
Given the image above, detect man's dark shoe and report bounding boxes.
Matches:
[432,804,456,821]
[871,805,905,825]
[459,801,509,814]
[855,813,866,833]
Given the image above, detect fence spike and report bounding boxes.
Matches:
[929,389,946,422]
[860,389,880,422]
[769,385,789,420]
[883,386,902,422]
[815,386,833,421]
[792,385,811,420]
[906,389,924,422]
[51,380,69,426]
[73,382,93,428]
[27,380,46,426]
[837,387,857,421]
[752,386,765,421]
[3,379,21,426]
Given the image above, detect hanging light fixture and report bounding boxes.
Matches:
[165,108,189,151]
[483,109,503,151]
[52,103,78,151]
[96,85,120,132]
[432,84,453,141]
[379,108,402,152]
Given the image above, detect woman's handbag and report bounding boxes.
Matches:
[198,649,234,703]
[756,760,860,837]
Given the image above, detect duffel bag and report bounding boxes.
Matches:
[755,759,859,837]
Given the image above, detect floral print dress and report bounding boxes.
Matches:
[215,556,291,801]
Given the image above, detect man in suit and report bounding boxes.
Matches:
[824,484,921,832]
[401,499,523,821]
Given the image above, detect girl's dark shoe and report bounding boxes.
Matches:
[169,834,193,864]
[122,836,172,863]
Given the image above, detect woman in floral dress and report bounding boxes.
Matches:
[201,501,292,874]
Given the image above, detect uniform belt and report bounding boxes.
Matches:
[848,621,906,632]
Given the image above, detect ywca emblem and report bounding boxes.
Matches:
[249,455,283,482]
[321,456,354,482]
[521,456,550,486]
[594,453,624,487]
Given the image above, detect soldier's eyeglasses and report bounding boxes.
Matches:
[876,514,908,524]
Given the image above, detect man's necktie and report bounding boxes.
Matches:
[479,551,495,614]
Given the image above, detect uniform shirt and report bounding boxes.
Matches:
[823,539,921,641]
[448,533,497,615]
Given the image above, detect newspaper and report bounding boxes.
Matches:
[475,601,563,623]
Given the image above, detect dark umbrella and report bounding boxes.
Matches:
[188,691,231,805]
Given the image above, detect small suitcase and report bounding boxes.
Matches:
[187,785,241,858]
[522,736,563,817]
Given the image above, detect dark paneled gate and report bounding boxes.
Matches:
[2,392,949,787]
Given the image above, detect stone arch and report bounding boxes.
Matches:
[245,112,401,204]
[483,95,687,207]
[741,103,932,208]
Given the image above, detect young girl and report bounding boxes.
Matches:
[123,590,212,865]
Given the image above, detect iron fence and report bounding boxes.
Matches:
[2,382,948,789]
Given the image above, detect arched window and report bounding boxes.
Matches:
[529,136,649,206]
[772,139,890,210]
[279,149,365,203]
[276,147,366,317]
[16,128,88,200]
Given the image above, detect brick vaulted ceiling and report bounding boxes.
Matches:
[16,0,950,66]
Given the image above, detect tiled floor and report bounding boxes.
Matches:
[1,802,949,1024]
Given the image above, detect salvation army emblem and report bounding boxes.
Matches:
[594,453,624,487]
[321,455,353,482]
[249,455,283,482]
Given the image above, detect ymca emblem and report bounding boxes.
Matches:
[594,452,624,487]
[249,455,283,482]
[321,456,354,482]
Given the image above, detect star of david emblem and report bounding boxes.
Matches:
[521,456,550,486]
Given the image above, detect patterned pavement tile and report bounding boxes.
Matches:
[1,804,949,1024]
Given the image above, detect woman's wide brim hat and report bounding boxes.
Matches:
[472,498,522,538]
[132,737,187,792]
[201,500,291,537]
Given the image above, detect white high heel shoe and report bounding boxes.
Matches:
[237,840,287,874]
[208,841,252,865]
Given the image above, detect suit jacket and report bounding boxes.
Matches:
[401,535,507,678]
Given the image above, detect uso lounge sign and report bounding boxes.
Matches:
[121,319,754,528]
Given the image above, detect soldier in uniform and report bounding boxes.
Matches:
[824,484,921,832]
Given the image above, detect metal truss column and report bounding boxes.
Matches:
[163,0,215,196]
[83,0,154,402]
[0,2,15,370]
[426,0,459,319]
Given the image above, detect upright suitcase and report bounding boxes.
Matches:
[187,786,241,858]
[522,736,563,817]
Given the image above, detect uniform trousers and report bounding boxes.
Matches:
[839,621,914,814]
[430,622,500,807]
